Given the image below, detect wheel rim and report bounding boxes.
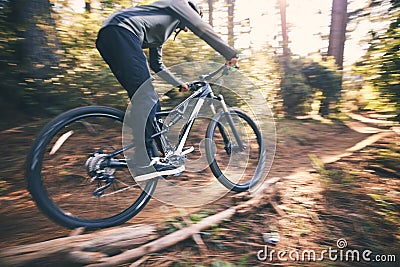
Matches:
[34,110,153,224]
[207,110,263,190]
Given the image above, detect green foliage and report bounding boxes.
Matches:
[0,0,133,121]
[279,55,342,117]
[376,145,400,171]
[189,209,214,223]
[0,177,10,192]
[0,0,282,128]
[53,8,128,109]
[280,59,313,116]
[309,153,358,190]
[301,58,342,115]
[211,260,236,267]
[238,48,281,111]
[0,0,239,123]
[0,1,24,118]
[164,209,215,234]
[354,1,400,120]
[370,15,400,120]
[162,32,220,65]
[4,0,396,125]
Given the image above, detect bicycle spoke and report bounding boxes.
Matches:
[28,107,155,229]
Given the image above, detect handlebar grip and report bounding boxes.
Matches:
[178,83,198,92]
[178,83,188,92]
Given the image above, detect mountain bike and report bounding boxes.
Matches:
[26,64,267,229]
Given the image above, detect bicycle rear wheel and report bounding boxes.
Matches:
[205,108,265,192]
[27,106,156,229]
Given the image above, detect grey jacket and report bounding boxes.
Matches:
[101,0,238,86]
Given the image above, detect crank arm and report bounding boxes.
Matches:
[101,159,127,168]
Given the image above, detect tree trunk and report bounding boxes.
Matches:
[85,0,92,13]
[278,0,289,58]
[10,0,60,79]
[323,0,347,116]
[327,0,348,69]
[208,0,214,27]
[277,0,294,117]
[227,0,235,46]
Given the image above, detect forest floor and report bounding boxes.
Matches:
[0,113,399,266]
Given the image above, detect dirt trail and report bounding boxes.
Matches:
[0,114,398,265]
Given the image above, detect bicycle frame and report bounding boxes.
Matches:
[154,85,245,160]
[107,65,245,167]
[153,82,213,156]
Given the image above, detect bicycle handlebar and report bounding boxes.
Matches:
[179,64,238,92]
[200,64,238,82]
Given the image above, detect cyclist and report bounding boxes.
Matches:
[96,0,239,180]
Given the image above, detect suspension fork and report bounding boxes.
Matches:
[209,100,231,153]
[217,94,245,150]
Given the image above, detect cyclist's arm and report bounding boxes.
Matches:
[168,0,239,61]
[149,46,185,87]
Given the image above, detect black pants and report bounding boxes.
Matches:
[96,26,160,166]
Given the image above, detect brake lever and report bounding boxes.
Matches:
[223,64,239,75]
[188,83,197,91]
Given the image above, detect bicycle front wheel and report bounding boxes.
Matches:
[205,108,265,192]
[27,106,156,229]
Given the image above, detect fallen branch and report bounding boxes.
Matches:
[86,177,281,267]
[269,200,286,217]
[180,215,208,255]
[0,224,157,266]
[129,255,151,267]
[0,177,281,267]
[86,208,237,267]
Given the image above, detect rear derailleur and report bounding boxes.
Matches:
[85,151,117,197]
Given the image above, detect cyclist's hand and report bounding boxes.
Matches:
[179,83,189,92]
[225,57,238,68]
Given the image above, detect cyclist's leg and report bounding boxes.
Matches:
[145,101,161,158]
[96,26,158,166]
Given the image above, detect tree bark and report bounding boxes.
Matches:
[208,0,214,27]
[327,0,348,69]
[278,0,289,58]
[227,0,235,46]
[10,0,60,79]
[85,0,92,13]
